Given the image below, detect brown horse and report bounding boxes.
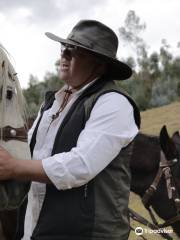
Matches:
[130,126,180,237]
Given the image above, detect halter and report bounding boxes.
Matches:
[142,150,180,227]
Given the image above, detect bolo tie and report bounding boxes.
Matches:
[47,87,73,131]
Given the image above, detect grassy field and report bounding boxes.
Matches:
[129,101,180,240]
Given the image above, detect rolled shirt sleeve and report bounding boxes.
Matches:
[42,92,139,190]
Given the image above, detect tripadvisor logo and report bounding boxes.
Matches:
[134,227,173,236]
[135,227,144,235]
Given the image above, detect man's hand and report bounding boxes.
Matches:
[0,146,51,183]
[0,146,17,180]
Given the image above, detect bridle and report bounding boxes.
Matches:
[129,149,180,240]
[0,125,27,142]
[0,72,28,142]
[142,150,180,228]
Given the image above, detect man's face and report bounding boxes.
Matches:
[59,44,100,88]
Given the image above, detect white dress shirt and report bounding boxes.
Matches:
[23,80,138,238]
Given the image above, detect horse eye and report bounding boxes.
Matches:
[2,61,5,68]
[6,89,13,100]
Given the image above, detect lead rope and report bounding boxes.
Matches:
[129,208,173,240]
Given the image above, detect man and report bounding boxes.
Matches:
[0,20,140,239]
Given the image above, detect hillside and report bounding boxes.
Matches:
[140,101,180,135]
[129,101,180,240]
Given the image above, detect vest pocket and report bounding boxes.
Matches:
[80,183,94,216]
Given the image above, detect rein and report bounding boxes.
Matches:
[129,208,173,240]
[142,150,180,227]
[0,125,27,142]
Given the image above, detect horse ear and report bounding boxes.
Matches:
[160,125,177,160]
[160,125,168,136]
[172,131,180,145]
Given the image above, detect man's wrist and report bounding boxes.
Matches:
[12,158,51,183]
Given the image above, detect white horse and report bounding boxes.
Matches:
[0,44,31,240]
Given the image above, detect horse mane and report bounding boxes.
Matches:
[131,132,160,171]
[0,43,27,128]
[137,132,159,144]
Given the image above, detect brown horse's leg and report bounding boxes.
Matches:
[0,210,18,240]
[0,221,6,240]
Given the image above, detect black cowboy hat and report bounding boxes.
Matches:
[45,20,132,80]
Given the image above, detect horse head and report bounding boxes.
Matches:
[0,44,31,239]
[159,125,180,236]
[130,126,180,237]
[0,44,27,128]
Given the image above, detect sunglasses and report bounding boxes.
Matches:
[61,44,79,59]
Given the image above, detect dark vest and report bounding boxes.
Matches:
[30,77,140,240]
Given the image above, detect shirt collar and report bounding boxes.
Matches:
[55,77,99,100]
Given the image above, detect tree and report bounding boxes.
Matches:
[118,10,154,109]
[118,10,180,110]
[150,40,180,106]
[23,71,63,118]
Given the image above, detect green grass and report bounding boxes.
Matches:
[128,101,180,240]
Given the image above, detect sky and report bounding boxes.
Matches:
[0,0,179,88]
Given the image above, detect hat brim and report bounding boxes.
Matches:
[45,32,132,80]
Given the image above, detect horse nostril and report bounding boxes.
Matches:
[6,90,13,100]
